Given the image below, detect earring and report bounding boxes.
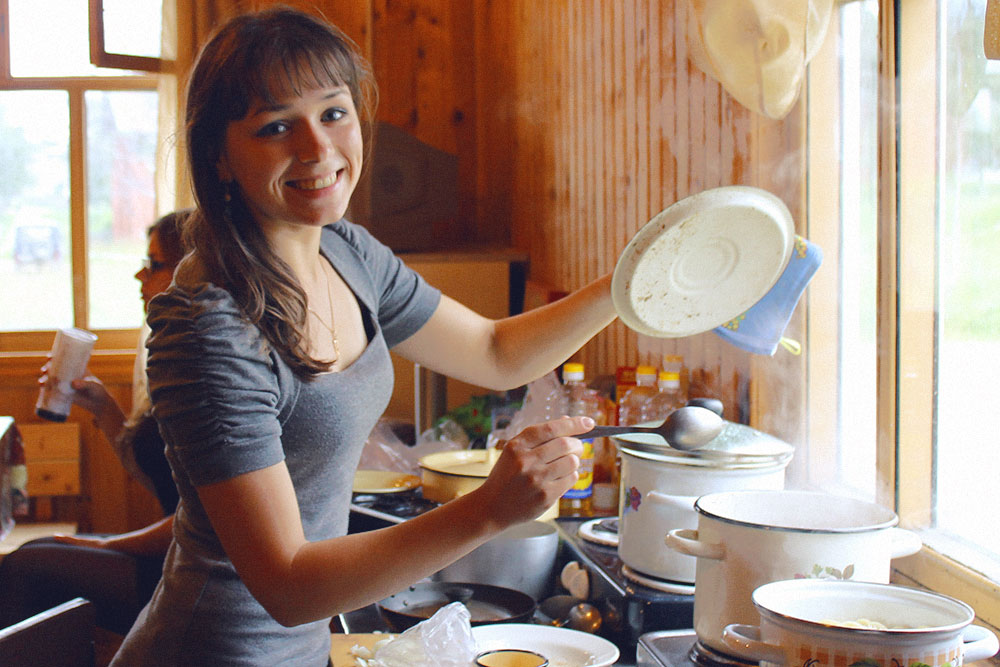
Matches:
[222,182,234,222]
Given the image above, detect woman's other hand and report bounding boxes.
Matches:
[472,415,592,525]
[39,360,126,441]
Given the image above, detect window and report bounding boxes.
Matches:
[806,0,1000,626]
[0,0,164,349]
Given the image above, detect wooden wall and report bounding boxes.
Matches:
[473,0,807,429]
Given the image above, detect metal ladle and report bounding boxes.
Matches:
[575,405,723,451]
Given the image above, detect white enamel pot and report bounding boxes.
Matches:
[663,490,923,655]
[615,422,793,584]
[722,579,999,666]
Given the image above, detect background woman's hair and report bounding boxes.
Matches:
[183,6,378,378]
[148,209,193,267]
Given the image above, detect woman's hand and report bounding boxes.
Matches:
[38,359,114,417]
[39,360,126,440]
[51,516,173,558]
[471,415,592,526]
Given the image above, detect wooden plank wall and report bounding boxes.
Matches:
[475,0,807,421]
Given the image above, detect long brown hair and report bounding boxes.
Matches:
[183,6,377,378]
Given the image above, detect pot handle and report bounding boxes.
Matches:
[962,624,1000,663]
[722,624,785,664]
[664,528,725,560]
[889,527,922,559]
[646,491,699,511]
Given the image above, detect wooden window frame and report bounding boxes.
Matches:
[88,0,174,74]
[0,0,159,353]
[807,0,1000,632]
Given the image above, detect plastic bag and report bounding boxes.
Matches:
[358,418,470,476]
[358,420,415,474]
[686,0,833,119]
[359,602,477,667]
[486,371,568,448]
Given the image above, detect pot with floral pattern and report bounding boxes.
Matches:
[664,490,923,655]
[614,421,793,584]
[722,579,999,667]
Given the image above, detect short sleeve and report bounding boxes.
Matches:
[145,284,285,487]
[325,222,440,348]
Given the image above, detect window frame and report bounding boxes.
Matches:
[88,0,174,74]
[0,0,160,352]
[807,0,1000,630]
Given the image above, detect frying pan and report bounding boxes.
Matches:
[376,581,536,632]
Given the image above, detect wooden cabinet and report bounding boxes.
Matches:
[385,248,527,430]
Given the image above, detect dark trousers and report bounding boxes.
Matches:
[0,537,164,636]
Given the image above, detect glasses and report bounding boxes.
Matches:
[141,257,169,273]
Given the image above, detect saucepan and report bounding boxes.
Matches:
[433,520,558,601]
[418,449,558,521]
[376,581,536,632]
[722,579,999,666]
[663,489,922,654]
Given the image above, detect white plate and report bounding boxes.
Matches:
[612,185,794,338]
[472,623,620,667]
[352,470,421,494]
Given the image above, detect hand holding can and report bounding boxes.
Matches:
[35,328,98,422]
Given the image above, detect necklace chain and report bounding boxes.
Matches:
[308,259,340,363]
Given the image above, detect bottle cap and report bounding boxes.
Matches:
[562,362,585,381]
[658,370,681,382]
[636,365,657,378]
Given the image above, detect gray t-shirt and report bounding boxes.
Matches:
[111,221,440,666]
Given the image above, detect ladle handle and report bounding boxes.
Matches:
[576,424,659,439]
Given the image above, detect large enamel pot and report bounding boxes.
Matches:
[664,490,923,655]
[722,579,999,667]
[614,420,794,584]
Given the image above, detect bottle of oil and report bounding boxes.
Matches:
[588,386,619,516]
[617,365,658,425]
[645,369,686,421]
[559,362,595,517]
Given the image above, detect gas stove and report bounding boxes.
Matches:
[346,495,756,666]
[553,517,695,663]
[637,630,761,666]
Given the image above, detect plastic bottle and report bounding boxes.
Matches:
[586,387,619,516]
[645,369,686,421]
[559,362,595,517]
[617,365,658,425]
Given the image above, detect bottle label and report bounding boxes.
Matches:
[562,440,594,499]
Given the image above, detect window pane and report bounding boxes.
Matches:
[829,0,881,500]
[86,91,159,330]
[0,91,72,331]
[933,0,1000,577]
[9,0,126,77]
[102,0,163,59]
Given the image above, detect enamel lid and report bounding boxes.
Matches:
[614,420,794,469]
[612,185,795,338]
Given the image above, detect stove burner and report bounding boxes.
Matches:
[690,639,759,667]
[620,564,696,595]
[577,517,620,547]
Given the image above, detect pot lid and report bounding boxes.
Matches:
[611,185,795,338]
[614,420,794,468]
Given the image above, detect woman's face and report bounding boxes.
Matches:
[217,83,363,235]
[135,230,175,310]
